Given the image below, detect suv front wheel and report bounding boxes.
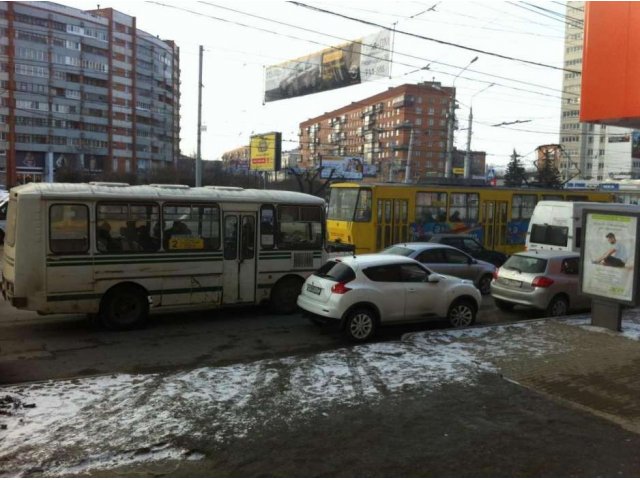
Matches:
[447,299,477,328]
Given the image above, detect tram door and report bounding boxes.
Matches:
[482,201,508,250]
[376,199,408,250]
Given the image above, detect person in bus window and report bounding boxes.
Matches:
[164,220,191,249]
[449,210,461,222]
[97,221,114,251]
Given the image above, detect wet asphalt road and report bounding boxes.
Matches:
[0,294,552,385]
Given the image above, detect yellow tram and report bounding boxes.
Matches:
[326,182,614,255]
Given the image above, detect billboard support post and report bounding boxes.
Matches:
[591,299,622,331]
[196,45,203,187]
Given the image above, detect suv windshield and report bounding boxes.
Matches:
[503,255,547,274]
[314,260,356,283]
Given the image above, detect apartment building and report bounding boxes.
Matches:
[0,1,180,187]
[560,0,638,180]
[299,82,469,182]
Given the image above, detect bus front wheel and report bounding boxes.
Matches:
[270,277,303,314]
[99,285,149,330]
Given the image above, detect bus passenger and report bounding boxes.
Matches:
[97,221,114,251]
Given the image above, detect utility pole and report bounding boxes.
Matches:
[444,96,456,179]
[404,128,415,183]
[196,45,203,187]
[463,107,473,179]
[464,83,493,179]
[445,56,478,178]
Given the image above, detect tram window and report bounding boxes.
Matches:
[511,194,537,220]
[449,193,479,222]
[354,189,372,222]
[416,192,447,222]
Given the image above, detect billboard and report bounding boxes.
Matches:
[580,210,640,304]
[264,30,391,102]
[319,156,378,180]
[250,132,282,172]
[16,151,45,171]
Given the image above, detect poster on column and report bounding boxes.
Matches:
[580,210,640,304]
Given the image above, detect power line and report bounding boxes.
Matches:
[163,1,579,100]
[508,1,583,29]
[289,1,579,73]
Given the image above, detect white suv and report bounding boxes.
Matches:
[297,254,482,342]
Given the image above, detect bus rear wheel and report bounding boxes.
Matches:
[99,285,149,330]
[270,277,303,314]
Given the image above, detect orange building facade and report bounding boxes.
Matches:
[581,2,640,128]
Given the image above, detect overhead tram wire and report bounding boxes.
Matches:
[554,1,584,13]
[507,2,583,29]
[474,2,566,32]
[288,1,579,74]
[520,1,584,26]
[189,1,579,100]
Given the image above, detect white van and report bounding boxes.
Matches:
[526,201,640,252]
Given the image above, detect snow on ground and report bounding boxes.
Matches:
[2,313,640,476]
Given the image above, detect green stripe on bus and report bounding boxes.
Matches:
[47,286,223,302]
[47,258,223,267]
[47,292,103,302]
[47,253,224,260]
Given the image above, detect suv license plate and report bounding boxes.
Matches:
[307,284,322,295]
[503,278,522,287]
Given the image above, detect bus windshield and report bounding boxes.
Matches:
[328,188,371,222]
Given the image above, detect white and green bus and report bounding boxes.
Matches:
[1,182,327,329]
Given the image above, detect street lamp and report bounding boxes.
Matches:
[464,83,494,179]
[445,56,478,178]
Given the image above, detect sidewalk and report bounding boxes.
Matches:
[406,312,640,435]
[2,310,640,476]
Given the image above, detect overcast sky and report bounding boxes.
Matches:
[63,0,574,169]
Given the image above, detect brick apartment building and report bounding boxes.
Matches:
[0,1,180,187]
[299,82,486,182]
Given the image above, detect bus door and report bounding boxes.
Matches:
[222,213,256,304]
[376,199,408,250]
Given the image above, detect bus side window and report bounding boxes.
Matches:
[260,205,275,248]
[49,204,89,254]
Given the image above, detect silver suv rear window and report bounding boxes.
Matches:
[502,255,547,274]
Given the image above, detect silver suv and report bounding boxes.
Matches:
[490,250,590,316]
[381,243,496,294]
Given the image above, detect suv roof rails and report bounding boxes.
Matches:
[149,184,190,189]
[89,182,129,187]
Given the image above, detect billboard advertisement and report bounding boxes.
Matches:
[250,132,282,172]
[580,210,640,304]
[319,156,378,180]
[264,30,391,102]
[16,151,45,171]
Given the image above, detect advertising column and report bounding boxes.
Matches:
[580,210,640,330]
